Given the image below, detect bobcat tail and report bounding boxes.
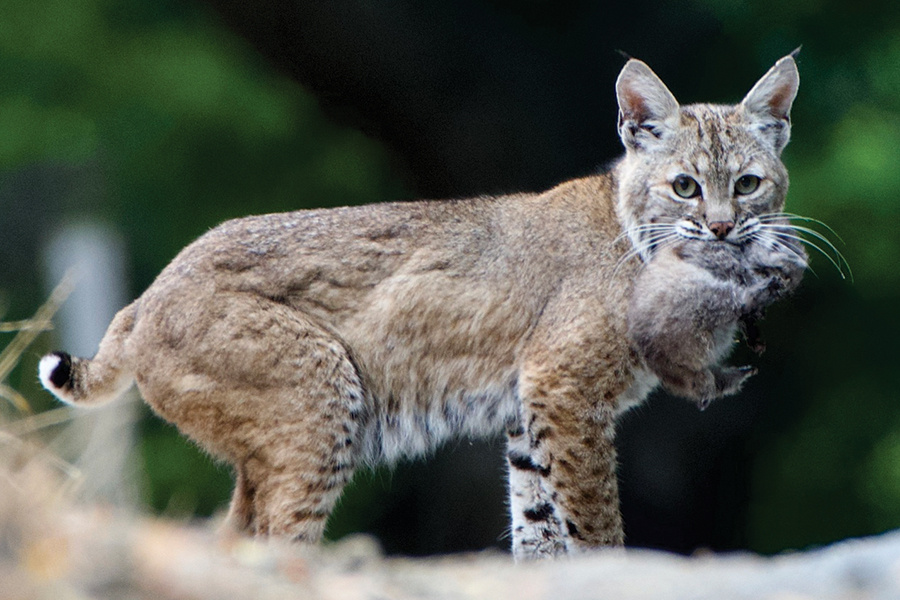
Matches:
[38,302,138,407]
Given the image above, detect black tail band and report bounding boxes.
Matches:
[48,352,74,389]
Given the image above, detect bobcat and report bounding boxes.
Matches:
[40,53,805,559]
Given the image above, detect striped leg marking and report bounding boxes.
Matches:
[506,426,568,559]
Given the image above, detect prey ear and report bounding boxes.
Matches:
[740,53,800,155]
[616,59,680,151]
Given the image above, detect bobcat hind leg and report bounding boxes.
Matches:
[217,348,367,542]
[134,292,368,543]
[225,397,363,542]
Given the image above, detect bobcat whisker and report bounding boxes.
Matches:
[613,222,677,246]
[757,211,850,276]
[612,230,679,277]
[627,222,679,233]
[756,223,851,280]
[757,227,850,280]
[632,230,679,260]
[618,225,676,256]
[752,230,817,277]
[773,223,843,255]
[646,235,683,261]
[759,212,846,245]
[612,246,646,276]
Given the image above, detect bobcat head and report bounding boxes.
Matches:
[614,53,804,267]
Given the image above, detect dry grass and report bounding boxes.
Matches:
[0,275,72,414]
[0,275,79,481]
[0,276,85,598]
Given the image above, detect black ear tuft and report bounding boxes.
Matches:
[48,351,73,389]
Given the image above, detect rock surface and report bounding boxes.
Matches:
[1,441,899,600]
[4,491,900,600]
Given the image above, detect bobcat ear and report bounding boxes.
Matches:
[616,59,680,151]
[740,53,800,155]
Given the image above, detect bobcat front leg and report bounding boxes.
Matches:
[506,421,568,559]
[507,325,633,559]
[506,407,622,559]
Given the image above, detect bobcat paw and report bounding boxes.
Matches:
[740,315,766,355]
[715,365,756,395]
[697,365,757,411]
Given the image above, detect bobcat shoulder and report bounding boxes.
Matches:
[40,54,804,559]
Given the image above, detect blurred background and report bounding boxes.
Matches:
[1,0,898,556]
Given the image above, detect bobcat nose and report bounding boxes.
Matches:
[708,221,735,240]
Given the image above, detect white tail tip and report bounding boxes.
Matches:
[39,352,75,404]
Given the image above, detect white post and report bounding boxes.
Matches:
[43,220,138,505]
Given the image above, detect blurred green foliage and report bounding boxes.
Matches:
[0,0,405,291]
[4,0,900,556]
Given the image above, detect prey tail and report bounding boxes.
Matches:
[38,302,138,407]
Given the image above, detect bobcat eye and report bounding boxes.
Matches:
[735,174,761,195]
[672,175,700,199]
